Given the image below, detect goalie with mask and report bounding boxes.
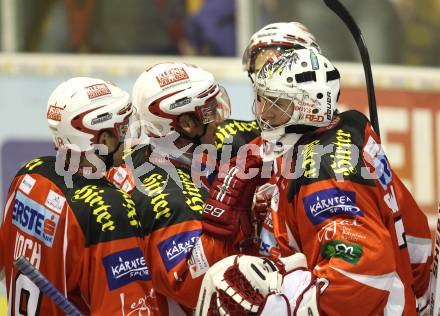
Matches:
[196,48,431,315]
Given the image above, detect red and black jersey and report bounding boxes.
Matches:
[0,156,158,315]
[215,119,260,159]
[129,146,237,309]
[258,110,432,315]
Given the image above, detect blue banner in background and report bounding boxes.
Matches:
[1,140,55,210]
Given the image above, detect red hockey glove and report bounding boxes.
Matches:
[105,164,135,193]
[203,155,266,240]
[253,183,277,223]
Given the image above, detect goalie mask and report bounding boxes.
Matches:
[254,48,340,143]
[242,22,321,76]
[132,62,231,138]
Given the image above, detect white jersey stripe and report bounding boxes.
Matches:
[406,235,432,264]
[330,266,405,316]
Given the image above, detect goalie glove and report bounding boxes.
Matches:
[202,155,265,240]
[195,253,322,316]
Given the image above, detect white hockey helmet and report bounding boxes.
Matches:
[47,77,133,152]
[254,48,340,141]
[243,22,321,75]
[132,62,231,137]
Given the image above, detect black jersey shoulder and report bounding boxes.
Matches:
[15,156,68,189]
[216,119,260,158]
[287,110,375,201]
[16,156,141,246]
[64,176,141,246]
[131,160,208,235]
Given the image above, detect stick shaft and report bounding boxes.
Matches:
[14,256,83,316]
[323,0,381,138]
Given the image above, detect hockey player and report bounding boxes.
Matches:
[197,48,432,315]
[124,62,268,312]
[0,77,158,315]
[211,22,321,160]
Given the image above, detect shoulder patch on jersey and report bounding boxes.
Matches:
[18,174,36,195]
[102,247,151,290]
[15,156,70,192]
[44,189,66,214]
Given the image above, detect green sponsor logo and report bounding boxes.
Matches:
[320,240,363,264]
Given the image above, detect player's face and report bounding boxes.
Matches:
[177,113,219,146]
[98,130,125,166]
[257,95,294,128]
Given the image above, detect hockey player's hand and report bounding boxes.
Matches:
[253,183,277,223]
[195,253,322,316]
[202,155,265,239]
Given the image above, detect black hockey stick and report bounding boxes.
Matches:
[14,256,84,316]
[323,0,381,139]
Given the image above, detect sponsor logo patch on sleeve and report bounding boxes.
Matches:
[18,175,36,195]
[303,188,364,225]
[158,230,201,272]
[102,247,151,291]
[44,190,66,214]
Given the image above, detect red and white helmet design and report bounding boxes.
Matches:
[243,22,321,74]
[132,62,231,137]
[254,48,340,139]
[46,77,133,152]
